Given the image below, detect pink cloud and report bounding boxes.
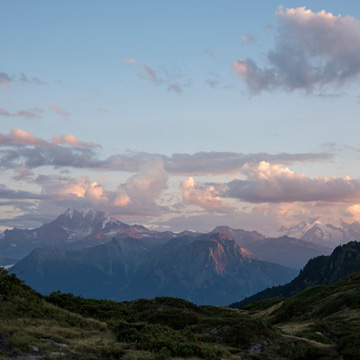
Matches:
[51,134,97,147]
[181,176,232,213]
[12,167,34,182]
[0,129,49,147]
[123,58,138,65]
[0,108,11,116]
[50,104,70,117]
[0,129,97,148]
[225,161,360,203]
[35,160,168,219]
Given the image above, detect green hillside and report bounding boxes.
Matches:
[2,267,360,359]
[242,271,360,359]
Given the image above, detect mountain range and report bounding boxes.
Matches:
[275,216,360,248]
[1,208,334,269]
[11,232,298,306]
[3,207,358,306]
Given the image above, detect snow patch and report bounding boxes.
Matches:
[65,208,74,219]
[0,264,14,270]
[102,216,116,229]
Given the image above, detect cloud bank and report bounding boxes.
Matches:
[223,161,360,203]
[0,129,359,230]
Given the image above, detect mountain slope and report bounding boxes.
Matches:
[230,240,360,308]
[0,268,125,359]
[240,271,360,359]
[210,226,331,269]
[11,233,298,306]
[119,233,297,305]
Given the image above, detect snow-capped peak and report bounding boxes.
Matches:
[65,207,97,220]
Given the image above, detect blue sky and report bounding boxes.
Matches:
[1,1,360,234]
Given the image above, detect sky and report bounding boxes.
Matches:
[1,1,360,234]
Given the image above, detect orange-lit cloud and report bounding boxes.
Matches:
[0,129,49,147]
[348,204,360,221]
[181,176,232,213]
[113,189,131,207]
[52,134,97,147]
[224,161,360,203]
[0,129,96,148]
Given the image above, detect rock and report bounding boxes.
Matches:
[40,338,68,347]
[248,343,262,355]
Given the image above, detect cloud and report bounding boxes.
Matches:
[233,7,360,93]
[181,176,232,213]
[203,48,219,58]
[141,64,158,82]
[0,129,49,147]
[0,131,333,176]
[0,109,11,116]
[0,129,96,149]
[12,167,34,182]
[241,34,255,43]
[206,79,220,88]
[164,151,332,176]
[19,73,30,83]
[124,58,190,94]
[31,77,45,85]
[50,104,70,117]
[348,204,360,221]
[0,107,43,119]
[223,161,360,203]
[51,134,98,147]
[28,158,169,221]
[20,72,45,85]
[0,72,13,87]
[0,183,46,200]
[123,58,138,65]
[168,83,182,94]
